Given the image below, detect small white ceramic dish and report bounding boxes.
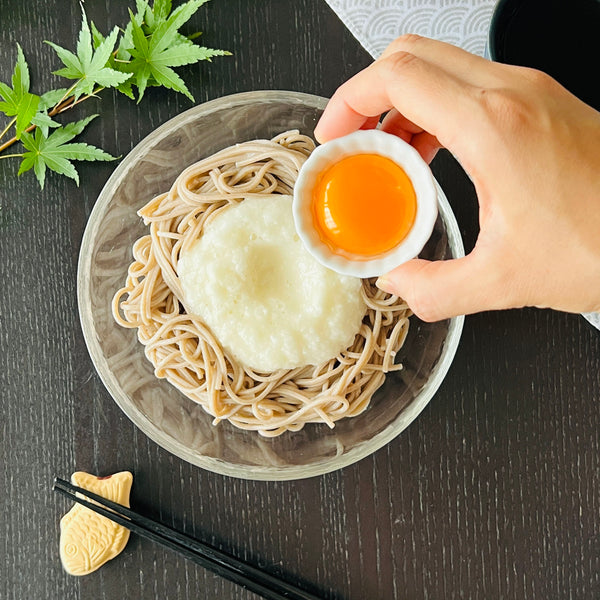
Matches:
[292,129,438,278]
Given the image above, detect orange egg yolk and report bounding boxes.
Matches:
[311,154,417,258]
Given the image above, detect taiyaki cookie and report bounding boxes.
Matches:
[59,471,133,576]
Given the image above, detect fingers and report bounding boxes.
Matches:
[380,109,441,163]
[376,254,510,322]
[378,34,498,86]
[359,116,381,130]
[380,108,421,142]
[314,50,474,151]
[410,132,440,164]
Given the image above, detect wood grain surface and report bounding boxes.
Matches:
[1,1,599,599]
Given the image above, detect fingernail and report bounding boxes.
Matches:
[313,123,326,144]
[376,276,394,294]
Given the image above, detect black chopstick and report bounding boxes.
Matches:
[53,477,322,600]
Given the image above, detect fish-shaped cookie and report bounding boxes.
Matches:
[59,471,133,576]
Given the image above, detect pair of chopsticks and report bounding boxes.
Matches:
[53,478,321,600]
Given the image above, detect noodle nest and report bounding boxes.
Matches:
[113,131,412,437]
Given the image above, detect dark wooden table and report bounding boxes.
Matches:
[1,1,599,599]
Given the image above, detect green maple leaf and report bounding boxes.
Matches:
[120,0,229,102]
[18,115,115,189]
[12,43,30,96]
[90,21,106,51]
[12,93,39,138]
[152,0,173,23]
[149,0,209,52]
[89,21,135,100]
[0,44,41,139]
[45,10,132,98]
[92,6,145,99]
[39,88,70,111]
[30,111,60,137]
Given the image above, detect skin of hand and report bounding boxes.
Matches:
[314,34,600,322]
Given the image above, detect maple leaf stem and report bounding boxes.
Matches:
[48,81,79,116]
[0,139,16,153]
[0,119,41,153]
[0,135,21,154]
[0,153,24,159]
[0,117,17,141]
[55,87,104,116]
[48,96,75,117]
[0,85,105,155]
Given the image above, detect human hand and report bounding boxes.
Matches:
[314,35,600,322]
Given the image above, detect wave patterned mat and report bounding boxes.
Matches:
[324,0,496,58]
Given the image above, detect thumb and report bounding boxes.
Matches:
[376,255,502,321]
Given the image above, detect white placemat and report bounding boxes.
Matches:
[324,0,600,332]
[583,312,600,330]
[324,0,497,58]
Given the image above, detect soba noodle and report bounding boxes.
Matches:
[112,131,412,437]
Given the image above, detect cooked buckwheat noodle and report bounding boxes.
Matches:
[112,131,411,437]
